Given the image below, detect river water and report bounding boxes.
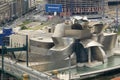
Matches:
[83,69,120,80]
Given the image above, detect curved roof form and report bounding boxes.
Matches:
[80,39,103,48]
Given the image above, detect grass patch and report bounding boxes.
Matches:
[21,25,28,30]
[19,19,54,30]
[27,25,44,30]
[23,20,32,25]
[19,20,32,28]
[27,21,52,30]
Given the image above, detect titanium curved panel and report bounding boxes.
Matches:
[91,46,107,63]
[80,39,103,48]
[102,33,117,50]
[64,29,92,40]
[29,37,74,62]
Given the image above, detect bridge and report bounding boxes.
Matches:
[0,57,54,80]
[0,34,56,80]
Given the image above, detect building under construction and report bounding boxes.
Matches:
[46,0,108,17]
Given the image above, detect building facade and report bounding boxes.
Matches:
[0,1,10,25]
[46,0,108,17]
[10,0,29,18]
[28,0,36,10]
[0,0,37,26]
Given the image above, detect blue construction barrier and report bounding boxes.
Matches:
[0,28,13,46]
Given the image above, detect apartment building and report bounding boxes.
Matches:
[0,0,37,25]
[0,1,10,25]
[28,0,36,10]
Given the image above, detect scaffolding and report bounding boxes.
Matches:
[47,0,108,17]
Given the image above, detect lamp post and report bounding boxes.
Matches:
[1,38,5,80]
[1,47,4,80]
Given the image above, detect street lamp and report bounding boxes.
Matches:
[1,38,6,80]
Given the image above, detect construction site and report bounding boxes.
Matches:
[46,0,109,17]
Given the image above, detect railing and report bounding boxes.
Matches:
[0,57,52,80]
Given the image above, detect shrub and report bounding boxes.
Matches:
[21,25,27,30]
